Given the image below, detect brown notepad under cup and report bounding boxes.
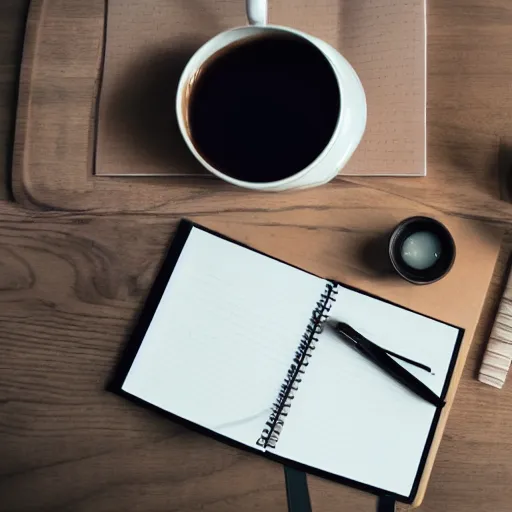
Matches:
[96,0,426,177]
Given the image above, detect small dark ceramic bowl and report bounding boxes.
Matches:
[389,216,456,285]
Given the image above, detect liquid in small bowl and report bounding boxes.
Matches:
[389,217,456,285]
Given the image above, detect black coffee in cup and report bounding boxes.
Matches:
[184,34,340,183]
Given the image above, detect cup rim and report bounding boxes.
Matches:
[175,25,344,190]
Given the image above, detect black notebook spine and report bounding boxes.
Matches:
[257,281,339,449]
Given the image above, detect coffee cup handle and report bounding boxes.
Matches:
[246,0,268,25]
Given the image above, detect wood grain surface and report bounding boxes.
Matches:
[2,1,512,512]
[0,202,504,512]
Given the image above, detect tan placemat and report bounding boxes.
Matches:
[96,0,426,177]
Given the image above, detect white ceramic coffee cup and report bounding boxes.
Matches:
[176,0,367,191]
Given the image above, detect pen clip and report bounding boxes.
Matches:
[382,348,432,374]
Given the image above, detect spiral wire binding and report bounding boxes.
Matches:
[257,281,339,449]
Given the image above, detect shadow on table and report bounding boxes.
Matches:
[2,0,32,200]
[357,232,397,280]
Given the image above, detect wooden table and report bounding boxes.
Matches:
[2,1,512,511]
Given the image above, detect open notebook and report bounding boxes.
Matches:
[112,220,463,503]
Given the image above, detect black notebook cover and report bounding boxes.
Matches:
[110,219,464,504]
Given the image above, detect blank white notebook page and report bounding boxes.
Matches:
[121,226,328,448]
[273,284,460,497]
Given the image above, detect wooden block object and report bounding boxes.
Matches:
[479,265,512,389]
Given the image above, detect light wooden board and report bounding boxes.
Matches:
[11,0,512,226]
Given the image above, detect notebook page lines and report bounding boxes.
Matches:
[272,284,460,496]
[121,226,328,448]
[272,329,438,495]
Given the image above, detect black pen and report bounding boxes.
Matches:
[330,321,445,408]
